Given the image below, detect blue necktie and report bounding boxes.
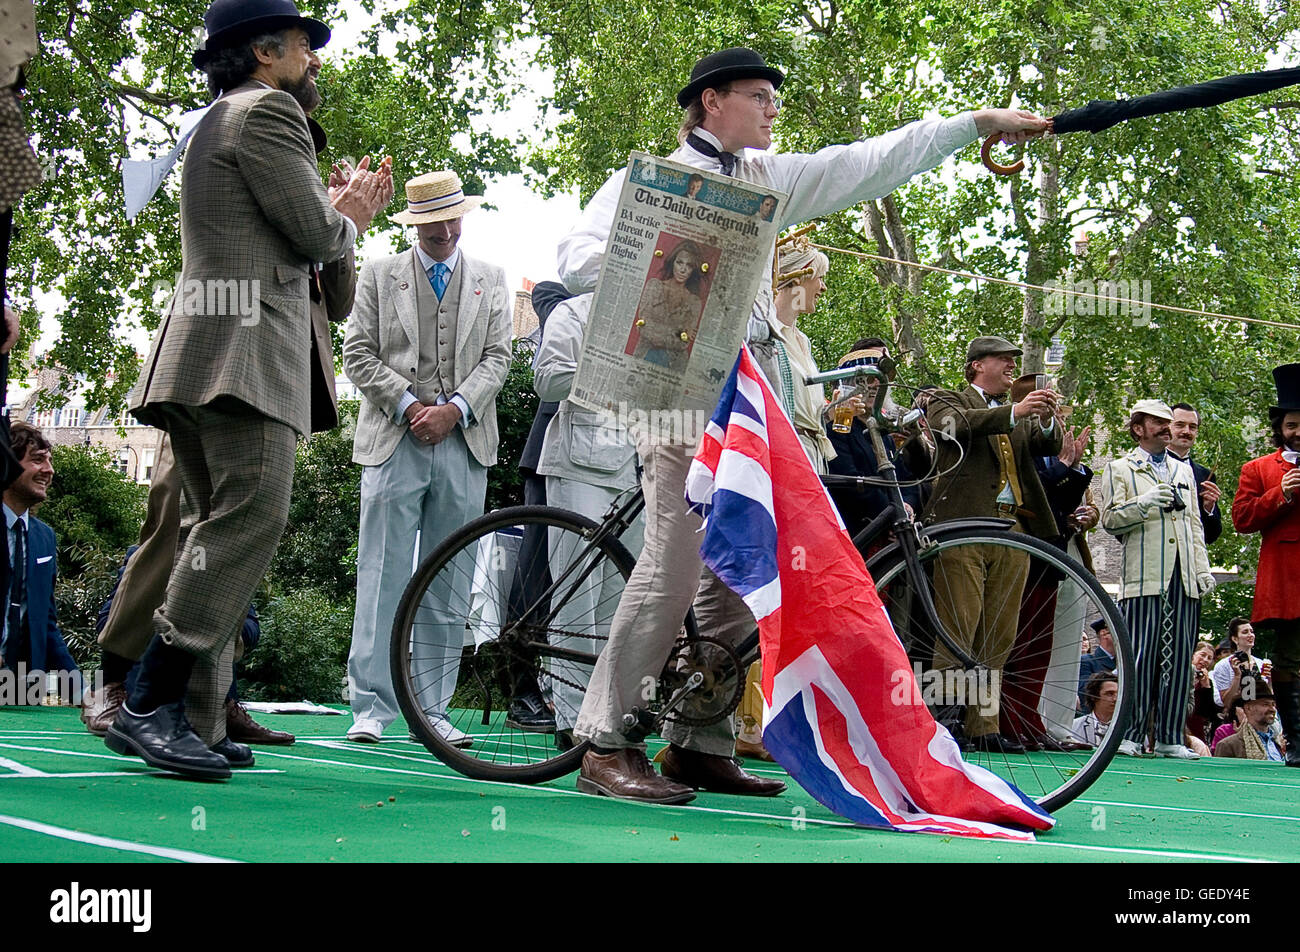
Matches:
[430,262,449,300]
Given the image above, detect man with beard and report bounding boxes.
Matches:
[110,0,391,779]
[1232,364,1300,766]
[1100,400,1215,759]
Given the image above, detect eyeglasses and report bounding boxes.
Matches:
[726,89,782,111]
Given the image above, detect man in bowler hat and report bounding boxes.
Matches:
[558,47,1049,804]
[108,0,391,779]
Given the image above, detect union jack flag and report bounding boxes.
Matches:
[685,347,1054,840]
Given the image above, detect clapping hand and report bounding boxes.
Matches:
[1058,425,1091,468]
[331,155,395,234]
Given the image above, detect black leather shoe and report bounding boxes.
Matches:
[1017,734,1043,752]
[105,702,232,780]
[971,733,1026,754]
[941,723,975,752]
[210,737,255,768]
[506,691,557,733]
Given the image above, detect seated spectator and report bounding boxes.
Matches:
[1077,617,1116,711]
[1071,671,1116,746]
[1214,680,1286,761]
[0,422,79,700]
[1212,617,1272,711]
[1187,640,1219,746]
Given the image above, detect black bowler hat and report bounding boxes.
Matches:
[1270,363,1300,419]
[192,0,330,68]
[676,48,785,107]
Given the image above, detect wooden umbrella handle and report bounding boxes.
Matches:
[981,133,1025,175]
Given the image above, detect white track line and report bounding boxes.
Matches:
[1079,799,1300,823]
[0,755,44,776]
[0,813,240,863]
[268,745,1270,860]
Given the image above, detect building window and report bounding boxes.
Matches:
[112,449,131,477]
[142,447,155,483]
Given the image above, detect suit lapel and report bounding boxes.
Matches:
[392,251,420,349]
[454,255,486,357]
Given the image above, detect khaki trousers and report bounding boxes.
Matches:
[574,439,755,755]
[931,536,1029,737]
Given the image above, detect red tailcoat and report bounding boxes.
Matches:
[1233,450,1300,624]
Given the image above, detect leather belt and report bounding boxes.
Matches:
[995,502,1018,516]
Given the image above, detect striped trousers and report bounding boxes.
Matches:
[1119,562,1199,746]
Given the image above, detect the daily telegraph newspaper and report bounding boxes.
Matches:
[568,153,788,417]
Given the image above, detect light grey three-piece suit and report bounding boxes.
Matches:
[343,247,511,730]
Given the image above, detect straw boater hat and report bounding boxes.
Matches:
[391,170,484,225]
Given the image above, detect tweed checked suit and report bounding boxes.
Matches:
[343,247,511,731]
[127,83,353,742]
[103,253,355,742]
[922,385,1061,737]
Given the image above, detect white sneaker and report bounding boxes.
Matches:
[347,717,384,743]
[430,716,473,750]
[1117,739,1142,756]
[1154,743,1200,759]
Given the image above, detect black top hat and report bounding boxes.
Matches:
[1270,363,1300,419]
[676,48,785,107]
[193,0,330,68]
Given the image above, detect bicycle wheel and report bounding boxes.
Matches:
[868,527,1133,812]
[391,505,637,783]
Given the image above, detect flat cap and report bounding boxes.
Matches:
[1129,398,1173,421]
[966,335,1023,362]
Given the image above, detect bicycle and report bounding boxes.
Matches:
[391,363,1134,812]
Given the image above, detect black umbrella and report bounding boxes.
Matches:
[981,66,1300,173]
[1051,66,1300,134]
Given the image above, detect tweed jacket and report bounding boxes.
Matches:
[130,84,353,437]
[308,250,356,433]
[1232,450,1300,624]
[532,294,637,490]
[1099,447,1213,600]
[343,248,511,468]
[922,385,1062,539]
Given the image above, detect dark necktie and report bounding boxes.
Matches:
[8,520,25,656]
[686,133,737,176]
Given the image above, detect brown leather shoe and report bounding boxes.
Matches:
[225,699,295,746]
[576,748,696,804]
[660,745,787,797]
[80,680,127,736]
